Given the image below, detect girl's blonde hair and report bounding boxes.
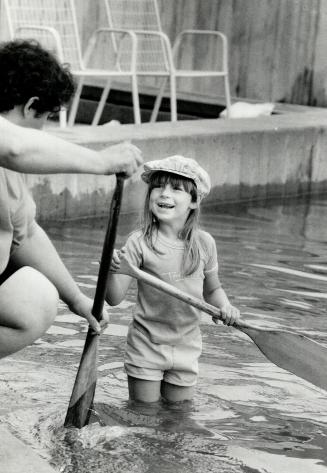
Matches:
[141,171,203,276]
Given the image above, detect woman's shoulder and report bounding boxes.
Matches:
[1,167,32,202]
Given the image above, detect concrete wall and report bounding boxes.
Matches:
[27,110,327,222]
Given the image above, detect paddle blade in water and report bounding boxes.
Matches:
[241,326,327,391]
[64,329,98,428]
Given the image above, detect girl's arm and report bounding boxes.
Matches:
[10,222,107,333]
[0,117,142,176]
[106,273,133,306]
[106,249,133,305]
[203,284,240,326]
[203,234,240,326]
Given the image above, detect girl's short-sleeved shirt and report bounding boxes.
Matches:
[124,229,221,345]
[0,168,36,274]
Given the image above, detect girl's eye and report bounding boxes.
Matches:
[173,186,184,191]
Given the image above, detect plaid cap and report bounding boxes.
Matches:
[141,155,211,199]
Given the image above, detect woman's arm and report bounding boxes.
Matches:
[0,117,142,176]
[10,222,106,333]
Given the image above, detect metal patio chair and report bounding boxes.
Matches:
[103,0,231,121]
[3,0,141,126]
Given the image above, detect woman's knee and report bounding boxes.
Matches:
[0,267,59,357]
[1,266,59,332]
[24,268,58,329]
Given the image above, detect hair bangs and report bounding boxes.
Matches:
[149,171,197,201]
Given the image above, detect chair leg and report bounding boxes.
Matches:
[223,74,232,118]
[68,77,84,127]
[92,80,112,126]
[150,78,167,123]
[59,108,67,128]
[170,75,177,122]
[131,75,141,124]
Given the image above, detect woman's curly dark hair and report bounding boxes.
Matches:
[0,39,75,115]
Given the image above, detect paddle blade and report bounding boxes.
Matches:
[241,326,327,391]
[64,330,98,428]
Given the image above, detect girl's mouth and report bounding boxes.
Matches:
[157,202,174,209]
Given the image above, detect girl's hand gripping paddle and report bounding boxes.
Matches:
[64,175,124,428]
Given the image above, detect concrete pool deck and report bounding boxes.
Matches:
[27,107,327,222]
[0,425,57,473]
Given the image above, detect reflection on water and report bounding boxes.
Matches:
[1,194,327,472]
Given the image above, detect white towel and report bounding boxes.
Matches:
[220,101,275,118]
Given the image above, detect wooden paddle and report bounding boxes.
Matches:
[64,175,125,428]
[117,258,327,392]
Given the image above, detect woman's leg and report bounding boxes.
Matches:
[128,376,162,403]
[161,382,194,402]
[0,266,59,358]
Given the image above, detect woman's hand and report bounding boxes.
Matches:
[99,142,143,177]
[212,303,240,326]
[69,292,109,335]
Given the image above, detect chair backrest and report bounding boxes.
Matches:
[104,0,170,72]
[105,0,162,31]
[3,0,83,71]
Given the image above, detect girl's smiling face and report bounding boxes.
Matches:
[149,174,198,227]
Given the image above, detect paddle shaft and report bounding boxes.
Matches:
[118,261,253,330]
[92,176,125,321]
[64,175,125,428]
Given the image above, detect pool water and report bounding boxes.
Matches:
[1,194,327,473]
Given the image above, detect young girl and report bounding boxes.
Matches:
[106,155,240,403]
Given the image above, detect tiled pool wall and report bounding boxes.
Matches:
[27,111,327,222]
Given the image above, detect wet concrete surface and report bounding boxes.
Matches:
[1,194,327,472]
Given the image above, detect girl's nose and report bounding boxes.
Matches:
[160,184,172,196]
